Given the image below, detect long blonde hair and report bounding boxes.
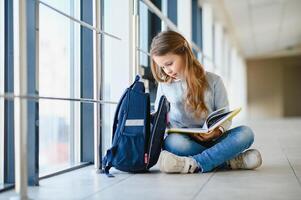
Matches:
[150,31,208,118]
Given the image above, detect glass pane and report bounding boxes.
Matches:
[39,0,81,176]
[41,0,72,15]
[138,1,162,108]
[0,0,4,186]
[139,1,149,68]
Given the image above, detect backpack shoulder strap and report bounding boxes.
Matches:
[101,148,115,177]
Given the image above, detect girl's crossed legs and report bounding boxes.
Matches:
[160,126,262,173]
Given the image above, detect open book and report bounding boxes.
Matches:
[166,107,241,135]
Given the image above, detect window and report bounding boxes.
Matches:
[201,3,214,71]
[139,0,162,107]
[39,0,81,176]
[192,0,202,59]
[139,0,163,68]
[139,1,149,69]
[166,0,177,25]
[102,0,132,152]
[0,0,4,187]
[162,0,177,29]
[139,0,178,107]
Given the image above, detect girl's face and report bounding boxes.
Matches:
[152,53,185,80]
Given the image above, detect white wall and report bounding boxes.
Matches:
[213,22,223,76]
[202,2,214,72]
[247,59,284,119]
[223,34,230,80]
[228,48,248,120]
[247,55,301,119]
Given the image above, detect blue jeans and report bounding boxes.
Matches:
[163,126,254,172]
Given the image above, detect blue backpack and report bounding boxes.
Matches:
[101,75,169,176]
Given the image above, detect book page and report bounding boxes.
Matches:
[166,127,209,134]
[207,107,227,119]
[202,107,228,130]
[207,111,231,127]
[206,107,228,125]
[207,108,241,132]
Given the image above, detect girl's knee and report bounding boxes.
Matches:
[163,134,193,156]
[232,125,254,148]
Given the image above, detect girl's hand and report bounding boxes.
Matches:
[190,127,224,142]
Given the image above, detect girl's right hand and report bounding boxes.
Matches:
[190,127,224,142]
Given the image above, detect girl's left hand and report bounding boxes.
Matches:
[190,127,224,142]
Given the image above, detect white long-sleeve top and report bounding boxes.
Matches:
[154,71,232,131]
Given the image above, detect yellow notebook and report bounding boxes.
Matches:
[166,107,241,135]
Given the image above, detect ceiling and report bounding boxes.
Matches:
[222,0,301,58]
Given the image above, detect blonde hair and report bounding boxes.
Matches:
[150,31,208,118]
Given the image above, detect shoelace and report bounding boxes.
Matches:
[188,165,193,173]
[232,153,245,169]
[188,164,199,173]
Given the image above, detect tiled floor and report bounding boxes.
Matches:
[1,118,301,200]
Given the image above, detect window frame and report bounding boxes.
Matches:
[192,0,203,59]
[80,0,94,163]
[3,0,15,188]
[167,0,177,25]
[0,0,5,187]
[69,0,81,165]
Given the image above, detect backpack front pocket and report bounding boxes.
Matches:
[112,133,145,172]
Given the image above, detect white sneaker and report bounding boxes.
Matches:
[158,150,199,173]
[228,149,262,170]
